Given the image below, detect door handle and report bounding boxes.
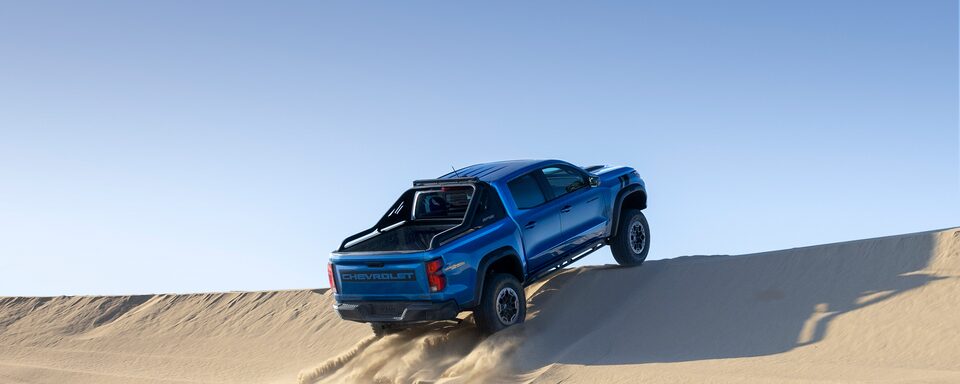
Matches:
[560,205,572,213]
[524,221,537,229]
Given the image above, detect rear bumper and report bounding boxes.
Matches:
[334,300,460,323]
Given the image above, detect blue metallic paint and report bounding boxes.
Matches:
[330,160,645,323]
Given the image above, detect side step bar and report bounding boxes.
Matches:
[525,240,607,285]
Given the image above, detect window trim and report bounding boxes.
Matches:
[506,164,591,210]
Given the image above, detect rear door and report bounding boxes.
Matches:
[507,172,564,272]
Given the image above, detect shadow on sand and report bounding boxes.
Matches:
[514,229,945,368]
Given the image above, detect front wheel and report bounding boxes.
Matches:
[610,209,650,266]
[474,273,526,335]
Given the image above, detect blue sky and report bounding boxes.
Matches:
[0,1,956,296]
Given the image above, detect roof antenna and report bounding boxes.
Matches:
[451,165,461,178]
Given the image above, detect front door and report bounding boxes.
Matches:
[540,166,607,252]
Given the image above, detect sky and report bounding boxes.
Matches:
[0,1,957,296]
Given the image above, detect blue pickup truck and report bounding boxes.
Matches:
[329,159,649,335]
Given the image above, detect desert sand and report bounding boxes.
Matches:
[2,227,958,383]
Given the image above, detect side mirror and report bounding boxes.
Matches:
[588,176,600,187]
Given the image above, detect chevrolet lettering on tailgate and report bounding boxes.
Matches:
[340,270,416,282]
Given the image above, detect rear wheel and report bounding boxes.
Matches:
[474,273,526,335]
[610,209,650,266]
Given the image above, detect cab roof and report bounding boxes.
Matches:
[438,159,565,183]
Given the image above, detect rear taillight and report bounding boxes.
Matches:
[425,258,446,292]
[327,262,337,293]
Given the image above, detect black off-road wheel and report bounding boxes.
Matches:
[610,209,650,266]
[474,273,526,335]
[370,322,404,337]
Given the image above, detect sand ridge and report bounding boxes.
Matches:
[2,227,959,383]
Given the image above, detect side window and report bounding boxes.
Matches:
[541,166,588,198]
[507,173,546,209]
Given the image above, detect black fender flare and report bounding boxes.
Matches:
[465,246,522,309]
[609,184,647,238]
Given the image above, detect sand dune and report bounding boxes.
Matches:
[2,227,958,383]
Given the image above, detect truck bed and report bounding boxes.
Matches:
[343,223,457,252]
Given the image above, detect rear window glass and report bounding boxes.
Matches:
[508,174,546,209]
[413,187,474,220]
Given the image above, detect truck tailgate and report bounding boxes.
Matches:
[333,258,431,300]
